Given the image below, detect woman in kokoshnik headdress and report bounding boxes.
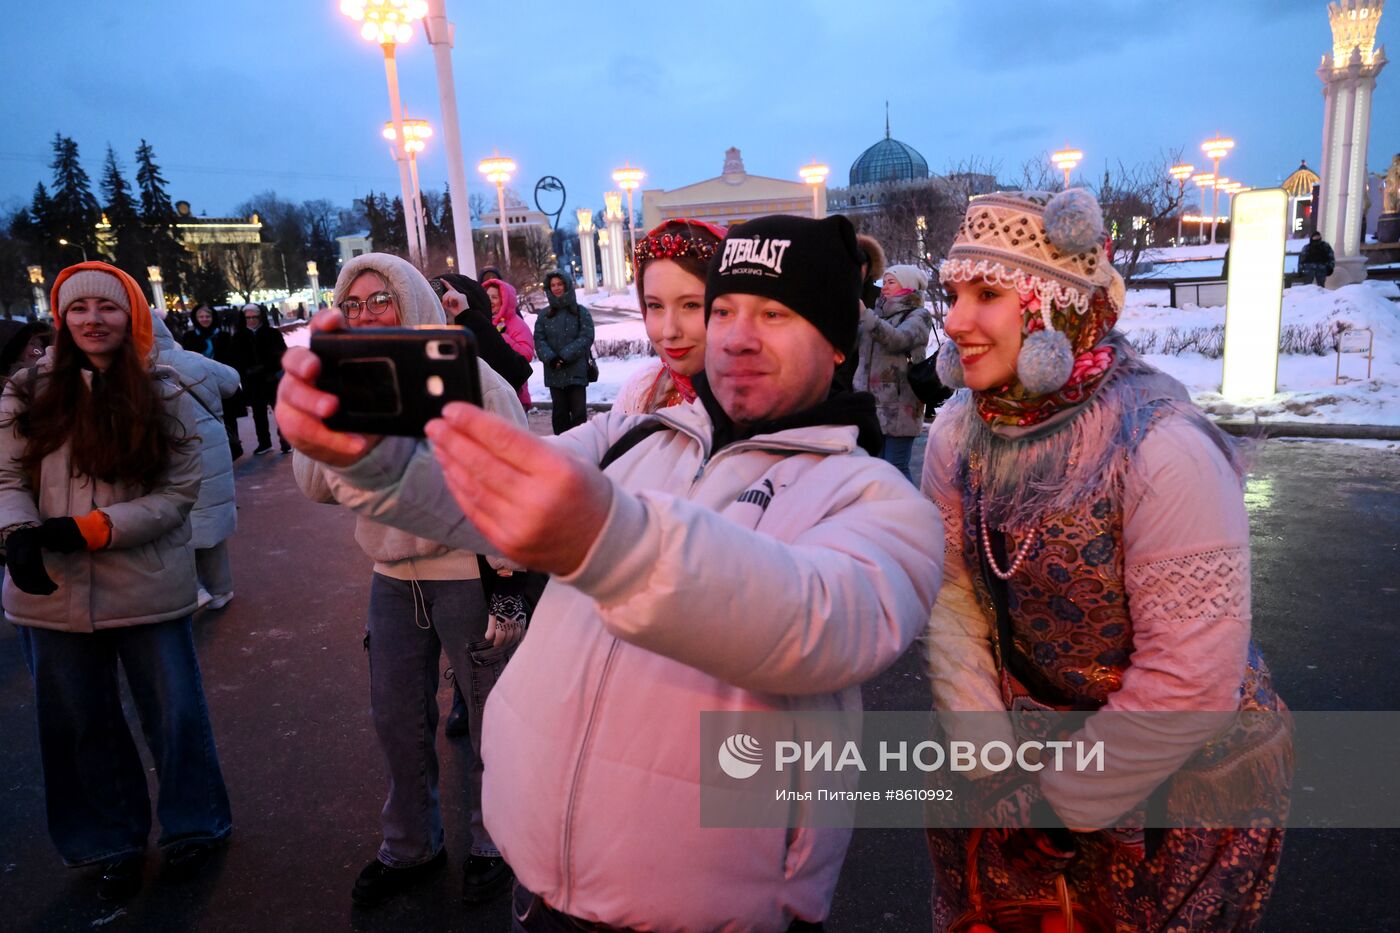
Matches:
[921,189,1292,931]
[615,218,727,415]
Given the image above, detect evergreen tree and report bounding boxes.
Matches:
[187,253,232,309]
[100,146,148,282]
[48,134,100,262]
[135,139,188,303]
[14,183,58,273]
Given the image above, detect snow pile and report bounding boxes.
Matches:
[1119,281,1400,426]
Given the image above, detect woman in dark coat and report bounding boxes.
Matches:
[532,272,594,434]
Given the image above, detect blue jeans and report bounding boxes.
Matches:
[17,617,232,867]
[881,434,916,482]
[366,573,510,866]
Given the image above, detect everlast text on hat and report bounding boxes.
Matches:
[718,237,792,275]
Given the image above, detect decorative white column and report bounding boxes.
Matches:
[598,229,614,292]
[1317,0,1387,287]
[147,265,167,317]
[604,191,627,292]
[576,208,598,295]
[307,261,321,316]
[27,265,48,319]
[423,0,478,278]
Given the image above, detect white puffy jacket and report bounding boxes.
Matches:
[322,399,943,932]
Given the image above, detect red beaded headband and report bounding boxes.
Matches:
[633,218,727,268]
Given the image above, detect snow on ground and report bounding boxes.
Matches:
[1117,280,1400,426]
[290,279,1400,428]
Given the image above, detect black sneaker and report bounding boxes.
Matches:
[97,853,144,902]
[253,444,273,455]
[163,838,223,881]
[351,850,447,907]
[461,855,512,903]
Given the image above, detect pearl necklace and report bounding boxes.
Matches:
[979,506,1042,580]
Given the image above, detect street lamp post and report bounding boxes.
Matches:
[799,162,829,219]
[340,0,428,268]
[1192,173,1216,243]
[147,265,166,316]
[1051,146,1083,190]
[57,238,88,262]
[576,208,598,295]
[611,164,645,261]
[1169,163,1195,245]
[27,265,47,319]
[307,261,321,317]
[1201,134,1234,244]
[477,154,515,270]
[422,0,477,277]
[384,118,433,264]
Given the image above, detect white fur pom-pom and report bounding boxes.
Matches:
[1016,328,1074,395]
[935,338,965,389]
[1043,189,1104,255]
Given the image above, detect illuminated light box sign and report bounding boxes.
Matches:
[1221,188,1288,401]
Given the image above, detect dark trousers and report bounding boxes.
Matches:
[17,618,232,866]
[549,386,588,435]
[222,407,244,457]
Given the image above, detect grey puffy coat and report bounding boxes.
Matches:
[151,316,239,548]
[0,363,203,632]
[534,278,595,389]
[853,292,933,437]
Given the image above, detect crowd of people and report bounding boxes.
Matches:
[1,187,1294,932]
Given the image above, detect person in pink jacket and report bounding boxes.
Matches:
[922,190,1290,931]
[483,278,535,407]
[275,213,944,932]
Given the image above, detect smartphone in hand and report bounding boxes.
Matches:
[312,326,482,436]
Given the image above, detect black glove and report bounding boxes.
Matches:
[551,358,564,370]
[5,527,57,595]
[39,517,86,553]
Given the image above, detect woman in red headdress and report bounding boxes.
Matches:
[615,218,726,414]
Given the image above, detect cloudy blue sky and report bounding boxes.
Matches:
[1,0,1392,225]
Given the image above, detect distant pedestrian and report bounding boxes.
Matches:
[1298,231,1335,286]
[483,277,536,408]
[0,319,53,378]
[616,218,726,414]
[229,304,290,454]
[153,315,240,611]
[0,262,231,902]
[834,233,886,393]
[853,264,933,480]
[533,272,594,434]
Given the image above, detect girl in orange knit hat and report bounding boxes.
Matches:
[0,262,232,902]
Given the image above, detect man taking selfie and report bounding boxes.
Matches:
[276,216,943,932]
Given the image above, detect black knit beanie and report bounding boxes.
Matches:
[705,214,862,357]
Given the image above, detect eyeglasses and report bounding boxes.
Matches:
[338,291,395,319]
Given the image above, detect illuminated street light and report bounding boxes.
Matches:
[1201,134,1234,244]
[340,0,429,267]
[385,118,433,262]
[478,153,516,268]
[1051,146,1083,189]
[799,161,830,219]
[1169,163,1195,244]
[612,163,645,262]
[57,238,88,262]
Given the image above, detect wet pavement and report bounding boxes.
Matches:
[0,420,1396,932]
